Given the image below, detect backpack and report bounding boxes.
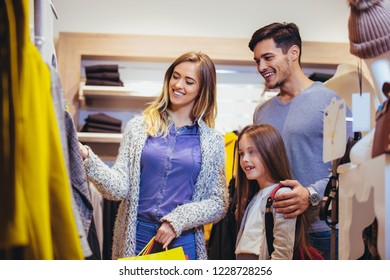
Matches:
[265,184,324,260]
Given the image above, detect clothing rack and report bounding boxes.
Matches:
[33,0,58,69]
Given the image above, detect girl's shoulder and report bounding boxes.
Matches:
[272,185,293,196]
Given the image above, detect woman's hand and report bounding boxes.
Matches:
[155,222,177,249]
[79,142,89,160]
[273,179,309,219]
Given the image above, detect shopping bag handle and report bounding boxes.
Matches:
[137,236,155,256]
[137,236,169,257]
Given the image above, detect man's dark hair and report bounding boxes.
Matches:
[248,22,302,64]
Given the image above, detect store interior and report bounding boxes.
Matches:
[1,0,389,260]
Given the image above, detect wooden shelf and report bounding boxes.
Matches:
[79,82,157,100]
[77,132,123,143]
[78,81,156,110]
[78,132,123,161]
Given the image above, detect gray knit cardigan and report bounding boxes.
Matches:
[84,116,228,260]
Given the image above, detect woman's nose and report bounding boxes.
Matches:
[174,79,184,89]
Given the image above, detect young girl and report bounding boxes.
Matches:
[79,52,227,260]
[235,124,314,260]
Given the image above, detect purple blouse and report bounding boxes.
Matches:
[137,121,201,223]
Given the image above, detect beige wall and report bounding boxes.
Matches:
[53,0,351,42]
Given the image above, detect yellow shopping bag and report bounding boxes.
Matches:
[118,236,187,260]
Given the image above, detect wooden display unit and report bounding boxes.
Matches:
[56,32,360,159]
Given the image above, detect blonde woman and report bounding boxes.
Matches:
[79,52,227,260]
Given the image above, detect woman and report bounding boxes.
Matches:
[79,52,228,260]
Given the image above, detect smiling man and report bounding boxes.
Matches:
[249,22,352,260]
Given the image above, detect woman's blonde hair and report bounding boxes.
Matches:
[143,52,217,137]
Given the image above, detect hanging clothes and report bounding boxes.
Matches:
[50,66,93,259]
[34,0,58,70]
[207,131,238,260]
[0,0,83,259]
[65,110,101,259]
[0,0,22,250]
[204,131,238,244]
[224,131,238,185]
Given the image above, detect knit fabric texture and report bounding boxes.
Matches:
[348,0,390,58]
[84,116,228,260]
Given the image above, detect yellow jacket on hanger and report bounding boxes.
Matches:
[0,0,83,259]
[204,131,238,242]
[224,131,238,184]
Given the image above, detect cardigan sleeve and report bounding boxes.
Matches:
[83,118,139,200]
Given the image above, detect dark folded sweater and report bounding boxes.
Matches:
[86,79,123,87]
[84,113,122,127]
[82,122,122,133]
[86,72,121,82]
[85,64,119,74]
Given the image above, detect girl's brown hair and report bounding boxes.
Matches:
[235,124,314,258]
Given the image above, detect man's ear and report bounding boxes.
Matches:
[289,45,300,62]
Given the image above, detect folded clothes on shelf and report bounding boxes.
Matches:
[85,64,119,74]
[86,72,121,81]
[81,113,122,133]
[82,123,122,133]
[85,64,124,86]
[85,79,123,86]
